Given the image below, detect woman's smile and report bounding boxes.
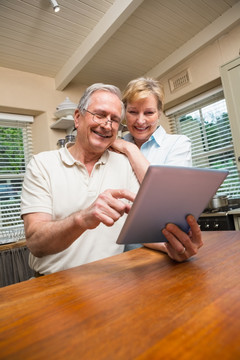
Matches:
[126,94,160,147]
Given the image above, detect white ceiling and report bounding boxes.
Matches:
[1,0,240,91]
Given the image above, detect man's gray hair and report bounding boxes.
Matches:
[77,83,125,121]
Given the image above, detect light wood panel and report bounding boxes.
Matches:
[0,0,239,89]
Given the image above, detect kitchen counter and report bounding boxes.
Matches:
[228,207,240,215]
[0,231,240,359]
[200,208,240,216]
[0,239,26,251]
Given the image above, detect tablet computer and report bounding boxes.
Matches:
[116,165,228,244]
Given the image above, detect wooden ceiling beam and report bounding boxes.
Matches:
[55,0,144,90]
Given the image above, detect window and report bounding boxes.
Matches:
[166,88,240,199]
[0,113,33,243]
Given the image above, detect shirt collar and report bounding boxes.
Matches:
[59,143,109,166]
[150,125,166,147]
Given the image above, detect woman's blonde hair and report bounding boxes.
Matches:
[122,77,165,111]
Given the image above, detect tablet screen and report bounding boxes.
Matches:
[117,165,228,244]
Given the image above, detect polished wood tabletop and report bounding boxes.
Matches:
[1,231,240,360]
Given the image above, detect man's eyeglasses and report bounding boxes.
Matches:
[84,109,121,127]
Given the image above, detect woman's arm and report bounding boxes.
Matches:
[110,139,150,183]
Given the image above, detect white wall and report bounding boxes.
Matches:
[0,67,86,153]
[160,24,240,110]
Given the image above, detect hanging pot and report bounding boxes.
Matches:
[208,194,229,210]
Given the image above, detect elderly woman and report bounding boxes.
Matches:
[112,77,192,182]
[111,77,202,260]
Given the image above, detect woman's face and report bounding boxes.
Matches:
[125,93,160,148]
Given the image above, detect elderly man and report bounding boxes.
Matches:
[21,83,202,275]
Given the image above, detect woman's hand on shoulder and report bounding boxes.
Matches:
[109,138,137,155]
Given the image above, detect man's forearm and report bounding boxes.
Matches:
[23,212,86,257]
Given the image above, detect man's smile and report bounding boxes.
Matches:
[92,129,112,138]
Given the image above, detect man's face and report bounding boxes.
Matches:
[74,90,122,155]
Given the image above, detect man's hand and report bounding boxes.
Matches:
[144,215,203,262]
[23,189,136,257]
[79,189,136,229]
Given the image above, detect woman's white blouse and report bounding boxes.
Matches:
[124,125,192,167]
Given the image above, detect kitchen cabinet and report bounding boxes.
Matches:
[234,216,240,230]
[220,57,240,171]
[228,208,240,231]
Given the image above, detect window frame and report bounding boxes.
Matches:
[165,87,240,199]
[0,113,33,244]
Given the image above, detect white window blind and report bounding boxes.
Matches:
[167,90,240,199]
[0,114,33,243]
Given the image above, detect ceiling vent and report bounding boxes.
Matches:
[168,69,191,93]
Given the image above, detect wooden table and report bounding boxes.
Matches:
[0,231,240,360]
